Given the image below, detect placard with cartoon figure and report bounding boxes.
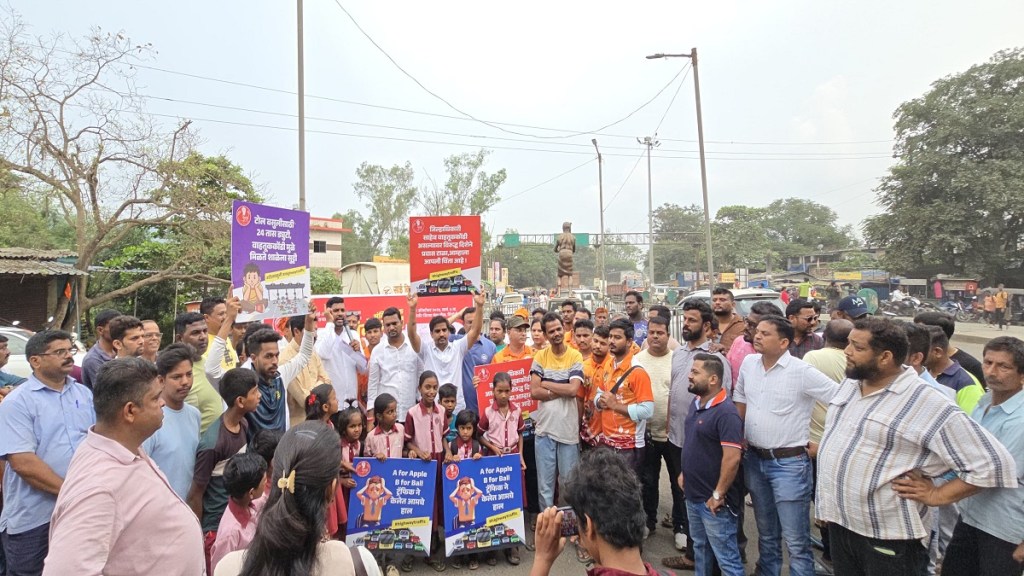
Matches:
[442,455,526,557]
[345,458,437,556]
[231,200,310,322]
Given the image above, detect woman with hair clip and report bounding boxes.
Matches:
[214,421,380,576]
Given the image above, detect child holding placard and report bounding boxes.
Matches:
[477,372,526,566]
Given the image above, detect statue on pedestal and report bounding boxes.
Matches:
[555,222,576,294]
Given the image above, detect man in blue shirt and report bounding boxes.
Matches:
[0,330,94,575]
[455,304,496,414]
[80,309,120,390]
[0,334,26,388]
[677,353,745,576]
[943,336,1024,576]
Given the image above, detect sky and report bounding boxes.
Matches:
[12,0,1024,246]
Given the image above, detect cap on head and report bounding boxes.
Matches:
[837,296,869,318]
[507,316,529,330]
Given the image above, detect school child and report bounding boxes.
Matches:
[303,384,346,538]
[405,371,446,572]
[335,403,364,540]
[438,383,459,446]
[477,372,526,566]
[210,453,268,571]
[364,393,404,460]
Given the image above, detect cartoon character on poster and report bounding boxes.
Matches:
[442,455,526,557]
[346,458,436,557]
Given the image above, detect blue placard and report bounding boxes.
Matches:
[441,455,526,557]
[345,458,437,557]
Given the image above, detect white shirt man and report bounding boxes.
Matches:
[316,297,368,404]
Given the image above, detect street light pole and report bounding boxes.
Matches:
[638,136,660,286]
[297,0,306,212]
[592,139,606,292]
[646,48,714,286]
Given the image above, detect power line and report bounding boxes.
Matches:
[494,159,595,205]
[654,65,691,136]
[603,151,646,210]
[139,92,889,157]
[328,0,688,140]
[101,55,893,147]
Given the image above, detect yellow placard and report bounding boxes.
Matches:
[719,272,736,283]
[429,268,462,281]
[834,271,862,281]
[486,509,523,526]
[265,265,306,283]
[391,516,431,529]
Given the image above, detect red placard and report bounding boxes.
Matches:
[413,293,472,340]
[409,216,481,297]
[266,294,409,337]
[474,359,537,416]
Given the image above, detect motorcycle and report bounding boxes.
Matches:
[939,301,972,322]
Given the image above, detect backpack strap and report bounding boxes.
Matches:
[609,365,640,395]
[349,545,369,576]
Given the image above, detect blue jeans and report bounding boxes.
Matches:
[2,522,50,576]
[686,500,745,576]
[743,450,814,576]
[534,434,580,509]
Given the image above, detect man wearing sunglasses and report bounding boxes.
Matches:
[785,299,824,360]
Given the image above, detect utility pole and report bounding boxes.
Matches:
[646,48,714,286]
[592,139,605,292]
[638,135,660,286]
[297,0,306,212]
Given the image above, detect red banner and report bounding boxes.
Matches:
[474,359,536,416]
[413,294,472,341]
[409,216,481,297]
[266,294,409,339]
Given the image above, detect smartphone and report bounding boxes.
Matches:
[557,506,579,537]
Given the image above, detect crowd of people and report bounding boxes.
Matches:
[0,286,1020,576]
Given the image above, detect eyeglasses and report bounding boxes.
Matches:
[37,347,79,358]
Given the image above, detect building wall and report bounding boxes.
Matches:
[309,217,346,270]
[0,275,51,331]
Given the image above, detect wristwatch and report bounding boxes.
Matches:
[712,491,722,501]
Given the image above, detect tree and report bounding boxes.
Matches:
[651,203,704,283]
[0,170,76,249]
[419,149,507,216]
[311,268,342,294]
[864,48,1024,281]
[0,16,260,328]
[351,162,417,256]
[333,210,376,264]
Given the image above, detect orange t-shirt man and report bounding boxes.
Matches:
[595,350,653,451]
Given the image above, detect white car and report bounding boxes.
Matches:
[1,327,87,379]
[676,288,786,317]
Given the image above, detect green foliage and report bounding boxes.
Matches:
[310,268,342,294]
[712,199,854,271]
[651,203,704,283]
[352,162,417,256]
[419,149,507,216]
[864,48,1024,281]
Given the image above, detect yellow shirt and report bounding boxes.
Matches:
[994,290,1008,309]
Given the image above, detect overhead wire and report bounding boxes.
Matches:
[328,0,689,140]
[138,92,889,157]
[493,158,596,206]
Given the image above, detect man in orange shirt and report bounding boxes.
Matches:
[578,324,610,449]
[357,317,383,409]
[994,284,1010,330]
[594,318,654,474]
[494,316,533,363]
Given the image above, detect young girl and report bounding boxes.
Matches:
[445,410,483,463]
[304,385,348,538]
[404,371,446,572]
[477,373,526,566]
[335,404,364,541]
[364,393,404,461]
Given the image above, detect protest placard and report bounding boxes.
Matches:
[231,200,310,321]
[474,359,537,416]
[441,455,526,557]
[409,216,481,298]
[346,458,437,557]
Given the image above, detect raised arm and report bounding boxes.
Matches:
[407,294,422,353]
[465,292,487,348]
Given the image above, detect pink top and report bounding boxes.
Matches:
[726,338,755,385]
[44,429,205,576]
[364,423,405,459]
[478,402,524,453]
[341,437,362,466]
[404,401,444,456]
[211,497,265,572]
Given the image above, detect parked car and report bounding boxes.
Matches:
[677,288,786,317]
[1,326,87,378]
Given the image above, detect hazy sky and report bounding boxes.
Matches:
[13,0,1024,243]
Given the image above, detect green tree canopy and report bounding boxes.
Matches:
[864,48,1024,281]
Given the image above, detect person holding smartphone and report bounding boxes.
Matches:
[530,447,656,576]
